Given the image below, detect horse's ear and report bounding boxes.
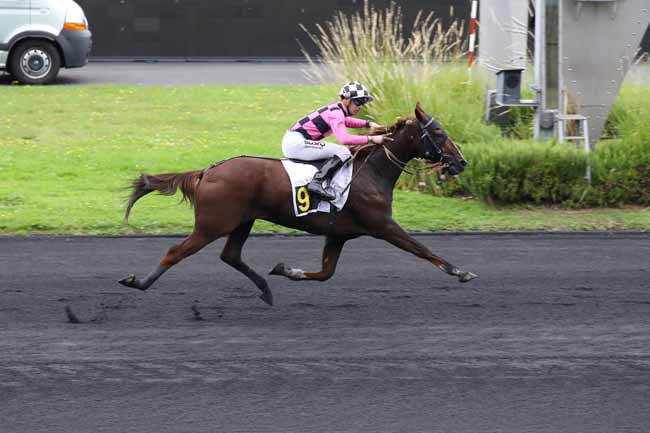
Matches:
[414,101,427,123]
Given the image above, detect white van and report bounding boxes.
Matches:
[0,0,91,84]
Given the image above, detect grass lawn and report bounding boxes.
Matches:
[1,85,648,235]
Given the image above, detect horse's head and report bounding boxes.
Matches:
[414,102,467,176]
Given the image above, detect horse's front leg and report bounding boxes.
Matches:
[371,219,477,282]
[270,236,346,281]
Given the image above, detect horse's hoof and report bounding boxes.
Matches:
[269,263,286,276]
[118,275,142,290]
[259,291,274,306]
[458,271,478,283]
[118,274,136,287]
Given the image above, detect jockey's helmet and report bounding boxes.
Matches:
[339,81,374,106]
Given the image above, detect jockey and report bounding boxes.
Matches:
[282,81,388,201]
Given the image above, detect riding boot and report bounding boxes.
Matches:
[307,155,347,201]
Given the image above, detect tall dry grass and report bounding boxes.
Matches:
[301,1,468,123]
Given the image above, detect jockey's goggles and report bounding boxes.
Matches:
[351,97,372,106]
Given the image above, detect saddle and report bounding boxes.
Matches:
[208,156,351,217]
[288,158,328,170]
[280,158,353,217]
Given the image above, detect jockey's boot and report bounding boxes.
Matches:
[307,155,347,201]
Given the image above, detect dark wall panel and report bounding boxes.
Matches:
[76,0,467,58]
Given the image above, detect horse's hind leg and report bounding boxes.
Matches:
[220,220,274,306]
[270,236,346,281]
[119,230,216,291]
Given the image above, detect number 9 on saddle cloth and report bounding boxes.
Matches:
[281,158,353,217]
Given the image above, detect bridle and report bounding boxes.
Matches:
[344,115,459,191]
[380,116,449,174]
[419,115,447,160]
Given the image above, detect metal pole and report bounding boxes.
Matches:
[468,0,478,71]
[584,119,592,184]
[534,0,546,141]
[534,0,558,141]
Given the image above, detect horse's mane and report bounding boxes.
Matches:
[351,116,416,159]
[368,116,415,136]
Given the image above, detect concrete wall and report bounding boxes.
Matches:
[77,0,466,58]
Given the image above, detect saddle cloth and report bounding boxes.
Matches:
[281,159,353,217]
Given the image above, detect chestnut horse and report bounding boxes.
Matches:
[119,103,477,305]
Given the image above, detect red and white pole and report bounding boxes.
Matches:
[468,0,478,69]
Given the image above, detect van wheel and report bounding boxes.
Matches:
[9,40,61,85]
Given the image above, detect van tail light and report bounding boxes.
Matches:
[65,2,89,31]
[64,22,88,31]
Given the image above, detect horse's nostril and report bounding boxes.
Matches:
[461,159,467,167]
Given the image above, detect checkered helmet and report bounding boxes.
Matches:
[339,81,374,104]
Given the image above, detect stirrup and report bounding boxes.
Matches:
[307,181,336,201]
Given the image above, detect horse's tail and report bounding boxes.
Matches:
[125,170,204,222]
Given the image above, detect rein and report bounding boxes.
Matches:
[383,146,446,174]
[383,146,417,175]
[343,137,445,194]
[341,119,448,192]
[341,142,379,194]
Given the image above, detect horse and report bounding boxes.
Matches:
[119,103,477,305]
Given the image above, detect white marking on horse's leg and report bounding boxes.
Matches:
[286,267,306,280]
[438,264,459,276]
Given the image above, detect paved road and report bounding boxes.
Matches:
[1,233,649,433]
[0,61,327,86]
[2,61,650,86]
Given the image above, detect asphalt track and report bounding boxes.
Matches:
[1,233,649,433]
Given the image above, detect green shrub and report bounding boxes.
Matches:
[590,138,650,206]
